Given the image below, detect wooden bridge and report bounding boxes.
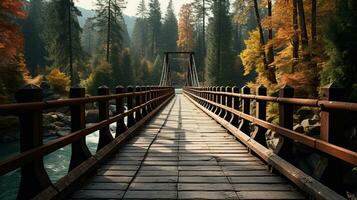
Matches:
[0,53,357,199]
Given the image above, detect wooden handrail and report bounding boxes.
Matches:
[0,84,174,199]
[184,85,356,199]
[188,88,357,111]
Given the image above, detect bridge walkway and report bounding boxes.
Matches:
[71,94,305,199]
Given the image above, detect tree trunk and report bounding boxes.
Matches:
[68,0,74,85]
[292,0,299,73]
[253,0,277,84]
[297,0,310,61]
[106,0,111,62]
[267,0,274,66]
[311,0,317,53]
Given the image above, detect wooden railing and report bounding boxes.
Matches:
[184,84,357,199]
[0,85,174,199]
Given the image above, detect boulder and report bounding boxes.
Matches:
[301,118,321,136]
[293,124,304,133]
[296,107,315,122]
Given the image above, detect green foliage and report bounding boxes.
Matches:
[131,18,149,58]
[161,0,178,52]
[205,0,235,85]
[321,0,357,101]
[148,0,162,59]
[23,0,47,75]
[42,0,86,76]
[85,60,113,95]
[46,68,70,94]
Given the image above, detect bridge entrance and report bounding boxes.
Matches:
[159,52,200,88]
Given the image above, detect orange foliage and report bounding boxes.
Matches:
[177,4,194,52]
[0,0,26,61]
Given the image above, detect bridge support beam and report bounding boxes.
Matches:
[116,86,128,136]
[15,85,51,200]
[97,86,114,151]
[69,86,92,171]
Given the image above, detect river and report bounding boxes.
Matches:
[0,123,117,200]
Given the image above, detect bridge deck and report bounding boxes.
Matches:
[71,94,305,199]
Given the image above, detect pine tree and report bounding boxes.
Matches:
[131,0,149,58]
[42,0,85,85]
[148,0,162,59]
[161,0,178,52]
[23,0,47,75]
[82,18,98,57]
[322,0,357,101]
[95,0,126,62]
[205,0,235,85]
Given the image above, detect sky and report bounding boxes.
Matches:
[76,0,194,17]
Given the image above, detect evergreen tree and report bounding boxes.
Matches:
[205,0,235,85]
[42,0,85,84]
[161,0,178,52]
[120,48,134,86]
[131,0,149,58]
[23,0,47,75]
[82,18,98,57]
[322,0,357,101]
[95,0,126,62]
[148,0,162,59]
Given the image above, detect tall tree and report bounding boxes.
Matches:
[297,0,310,61]
[252,0,277,84]
[42,0,85,85]
[148,0,162,59]
[95,0,126,62]
[161,0,178,52]
[23,0,46,75]
[131,0,149,58]
[205,0,235,85]
[177,4,194,52]
[292,0,299,71]
[322,0,357,101]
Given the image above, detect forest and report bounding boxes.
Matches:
[0,0,356,103]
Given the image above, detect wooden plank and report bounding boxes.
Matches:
[236,191,305,199]
[178,191,238,200]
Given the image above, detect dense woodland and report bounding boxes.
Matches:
[0,0,356,103]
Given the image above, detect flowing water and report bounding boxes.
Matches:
[0,123,117,200]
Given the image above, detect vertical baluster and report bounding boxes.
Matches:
[127,86,136,127]
[276,85,294,160]
[97,86,113,151]
[251,85,267,147]
[135,86,143,121]
[214,86,219,113]
[141,86,148,116]
[211,87,216,112]
[69,86,91,171]
[239,86,250,135]
[230,86,240,127]
[15,85,51,200]
[215,87,221,115]
[219,86,226,117]
[224,86,232,121]
[116,86,127,136]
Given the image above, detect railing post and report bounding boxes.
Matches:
[115,86,127,136]
[97,86,113,151]
[276,85,294,161]
[141,86,148,116]
[215,86,222,115]
[252,85,267,147]
[15,85,51,200]
[207,87,212,110]
[219,87,227,118]
[239,86,250,135]
[147,86,152,112]
[135,86,143,121]
[69,86,91,171]
[127,86,136,127]
[224,86,232,121]
[317,82,350,193]
[230,86,240,127]
[210,87,217,112]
